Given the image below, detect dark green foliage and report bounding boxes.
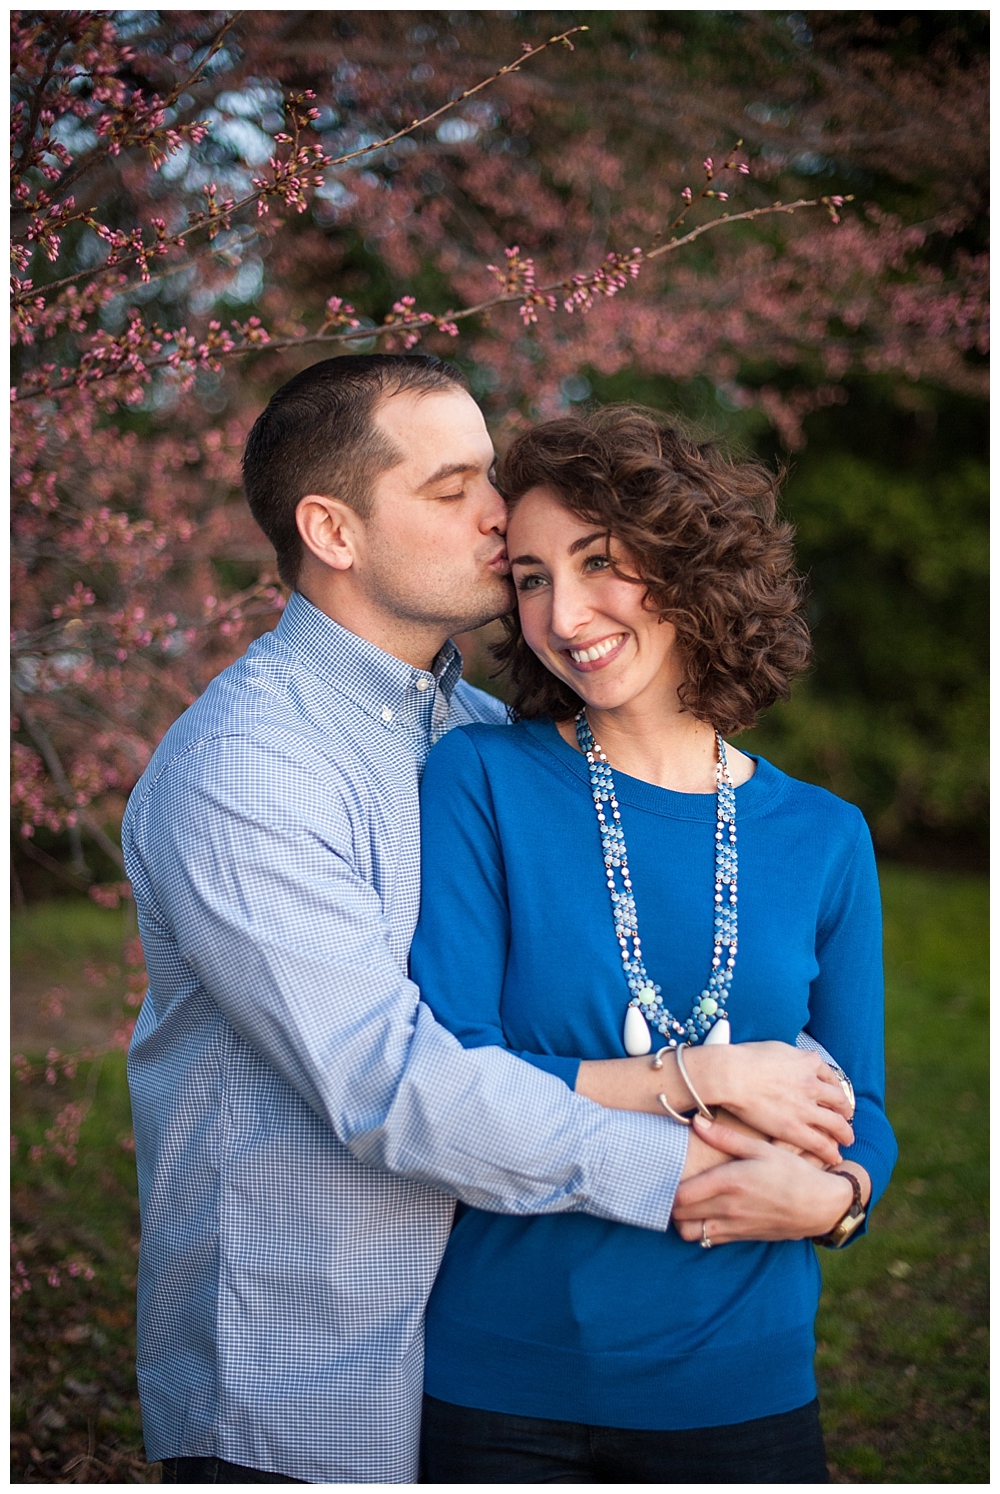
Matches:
[742,449,988,851]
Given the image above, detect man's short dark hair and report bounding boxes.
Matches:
[242,354,468,587]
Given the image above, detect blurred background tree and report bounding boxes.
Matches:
[12,8,987,909]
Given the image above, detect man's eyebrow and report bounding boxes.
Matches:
[417,458,495,490]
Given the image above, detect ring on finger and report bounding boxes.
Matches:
[700,1220,712,1250]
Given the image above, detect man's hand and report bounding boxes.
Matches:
[672,1114,872,1245]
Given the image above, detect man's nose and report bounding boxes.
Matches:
[480,479,508,535]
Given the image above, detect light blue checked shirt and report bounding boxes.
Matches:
[123,590,696,1484]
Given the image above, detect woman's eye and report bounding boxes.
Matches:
[584,553,611,572]
[516,572,548,592]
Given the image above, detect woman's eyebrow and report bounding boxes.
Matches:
[511,531,608,567]
[568,530,609,555]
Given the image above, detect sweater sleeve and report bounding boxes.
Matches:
[412,727,581,1089]
[804,811,898,1219]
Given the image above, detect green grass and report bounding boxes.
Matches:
[815,864,989,1482]
[10,865,988,1482]
[11,1052,149,1482]
[10,900,129,980]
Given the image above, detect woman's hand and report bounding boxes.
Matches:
[684,1040,854,1166]
[672,1114,872,1245]
[576,1040,853,1168]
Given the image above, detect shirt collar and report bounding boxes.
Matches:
[275,590,464,726]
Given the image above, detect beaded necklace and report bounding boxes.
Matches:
[575,709,737,1055]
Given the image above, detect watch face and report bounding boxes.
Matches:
[830,1208,865,1247]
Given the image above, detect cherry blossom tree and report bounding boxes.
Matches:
[11,9,987,917]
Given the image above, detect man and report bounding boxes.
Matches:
[125,354,709,1484]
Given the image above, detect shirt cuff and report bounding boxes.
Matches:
[584,1106,690,1232]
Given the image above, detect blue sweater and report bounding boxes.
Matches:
[410,719,897,1429]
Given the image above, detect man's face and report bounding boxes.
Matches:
[356,387,514,635]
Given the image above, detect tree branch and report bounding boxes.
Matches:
[14,196,832,402]
[12,684,126,871]
[16,833,93,892]
[42,12,245,207]
[13,23,71,178]
[16,25,588,307]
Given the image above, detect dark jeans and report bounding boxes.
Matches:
[161,1457,304,1483]
[421,1393,830,1484]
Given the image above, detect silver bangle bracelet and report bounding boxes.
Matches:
[656,1091,692,1126]
[674,1046,714,1121]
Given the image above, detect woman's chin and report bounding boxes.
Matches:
[565,680,634,712]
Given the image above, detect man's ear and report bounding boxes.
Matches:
[295,494,363,574]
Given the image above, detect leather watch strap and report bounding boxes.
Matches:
[813,1168,866,1249]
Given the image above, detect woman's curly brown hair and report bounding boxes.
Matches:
[494,405,812,735]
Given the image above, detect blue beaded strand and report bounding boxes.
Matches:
[575,710,738,1047]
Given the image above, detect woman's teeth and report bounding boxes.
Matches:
[568,635,624,664]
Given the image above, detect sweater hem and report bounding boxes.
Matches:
[424,1314,818,1430]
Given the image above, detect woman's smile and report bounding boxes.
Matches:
[564,632,627,670]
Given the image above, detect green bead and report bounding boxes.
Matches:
[699,997,718,1015]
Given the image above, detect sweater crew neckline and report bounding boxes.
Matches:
[525,717,788,822]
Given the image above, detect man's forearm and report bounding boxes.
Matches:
[132,755,692,1235]
[346,1001,691,1230]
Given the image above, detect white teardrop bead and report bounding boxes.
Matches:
[623,1005,653,1056]
[703,1017,731,1046]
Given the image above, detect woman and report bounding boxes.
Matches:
[410,407,896,1483]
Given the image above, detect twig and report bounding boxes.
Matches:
[15,12,244,209]
[17,26,588,305]
[310,25,588,169]
[16,835,92,891]
[15,196,830,401]
[12,22,72,177]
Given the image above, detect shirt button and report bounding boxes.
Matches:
[381,705,393,724]
[415,677,431,691]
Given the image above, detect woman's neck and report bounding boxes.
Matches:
[556,699,755,793]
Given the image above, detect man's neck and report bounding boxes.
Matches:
[295,582,449,673]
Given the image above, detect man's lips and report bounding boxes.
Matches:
[487,547,511,576]
[561,633,627,671]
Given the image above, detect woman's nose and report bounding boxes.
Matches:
[548,576,592,642]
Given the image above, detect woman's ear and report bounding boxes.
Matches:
[295,493,363,574]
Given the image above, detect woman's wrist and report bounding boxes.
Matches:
[681,1042,740,1111]
[814,1169,856,1235]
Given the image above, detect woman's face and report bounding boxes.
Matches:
[507,484,684,715]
